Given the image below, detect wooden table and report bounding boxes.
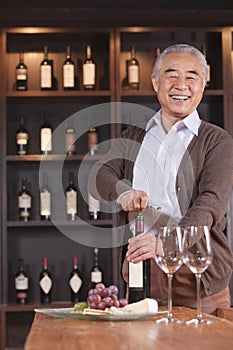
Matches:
[24,306,233,350]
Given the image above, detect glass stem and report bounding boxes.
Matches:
[167,273,173,319]
[195,273,202,320]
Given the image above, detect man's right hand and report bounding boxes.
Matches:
[118,190,148,212]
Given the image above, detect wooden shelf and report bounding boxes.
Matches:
[6,154,102,162]
[6,90,111,98]
[2,302,73,312]
[7,219,113,227]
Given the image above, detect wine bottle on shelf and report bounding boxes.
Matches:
[90,247,103,288]
[66,172,78,221]
[40,46,53,90]
[127,46,139,90]
[15,258,29,304]
[18,177,32,222]
[69,256,83,303]
[40,117,53,155]
[16,115,29,156]
[65,124,76,156]
[40,173,51,220]
[202,45,211,88]
[63,46,75,90]
[15,51,28,91]
[83,45,96,90]
[88,193,100,220]
[122,58,130,90]
[88,127,98,156]
[128,213,151,304]
[39,257,53,304]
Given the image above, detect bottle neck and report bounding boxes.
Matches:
[43,257,48,270]
[86,46,91,59]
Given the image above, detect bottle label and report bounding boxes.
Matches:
[41,128,52,152]
[83,63,95,85]
[16,68,27,80]
[16,132,28,145]
[40,275,52,294]
[40,192,51,216]
[66,191,77,215]
[63,65,75,88]
[129,261,143,288]
[69,275,82,293]
[65,132,76,153]
[15,276,29,290]
[128,65,139,84]
[41,65,52,88]
[88,194,100,213]
[88,132,98,151]
[91,271,102,283]
[18,194,31,209]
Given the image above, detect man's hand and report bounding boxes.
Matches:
[126,232,163,263]
[126,232,156,263]
[118,190,148,212]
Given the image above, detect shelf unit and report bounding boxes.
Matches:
[0,25,233,349]
[0,27,117,350]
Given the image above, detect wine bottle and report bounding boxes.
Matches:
[40,173,51,220]
[63,46,75,90]
[88,193,100,220]
[39,257,53,304]
[40,118,52,155]
[128,213,151,303]
[40,46,53,90]
[15,258,29,304]
[16,115,29,156]
[88,127,98,156]
[15,51,28,91]
[202,45,211,88]
[18,177,32,222]
[65,124,76,155]
[127,46,139,90]
[69,256,83,303]
[66,172,78,220]
[122,59,130,90]
[83,45,95,90]
[90,247,103,288]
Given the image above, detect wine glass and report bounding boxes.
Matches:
[182,225,213,325]
[155,226,184,323]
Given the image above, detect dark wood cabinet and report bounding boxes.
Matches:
[0,25,233,349]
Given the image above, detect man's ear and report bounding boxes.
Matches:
[151,75,158,93]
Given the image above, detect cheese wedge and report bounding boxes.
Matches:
[122,298,158,314]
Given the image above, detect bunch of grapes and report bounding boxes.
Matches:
[87,283,128,310]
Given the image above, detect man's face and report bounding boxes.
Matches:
[152,52,206,123]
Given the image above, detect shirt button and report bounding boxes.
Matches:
[177,186,181,192]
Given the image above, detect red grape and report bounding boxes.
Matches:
[93,294,101,305]
[101,287,112,298]
[108,285,118,295]
[119,298,128,307]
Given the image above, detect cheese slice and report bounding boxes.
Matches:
[109,298,158,315]
[122,298,158,314]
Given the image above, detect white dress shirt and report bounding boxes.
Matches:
[128,109,201,235]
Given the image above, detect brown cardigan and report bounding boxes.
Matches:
[88,120,233,296]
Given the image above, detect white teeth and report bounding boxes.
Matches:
[171,95,189,100]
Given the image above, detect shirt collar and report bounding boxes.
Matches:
[146,109,201,136]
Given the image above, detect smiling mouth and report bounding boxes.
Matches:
[171,95,190,100]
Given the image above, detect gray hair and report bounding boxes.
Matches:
[152,44,208,83]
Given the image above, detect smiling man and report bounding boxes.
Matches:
[88,44,233,314]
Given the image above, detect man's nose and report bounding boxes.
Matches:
[174,75,187,89]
